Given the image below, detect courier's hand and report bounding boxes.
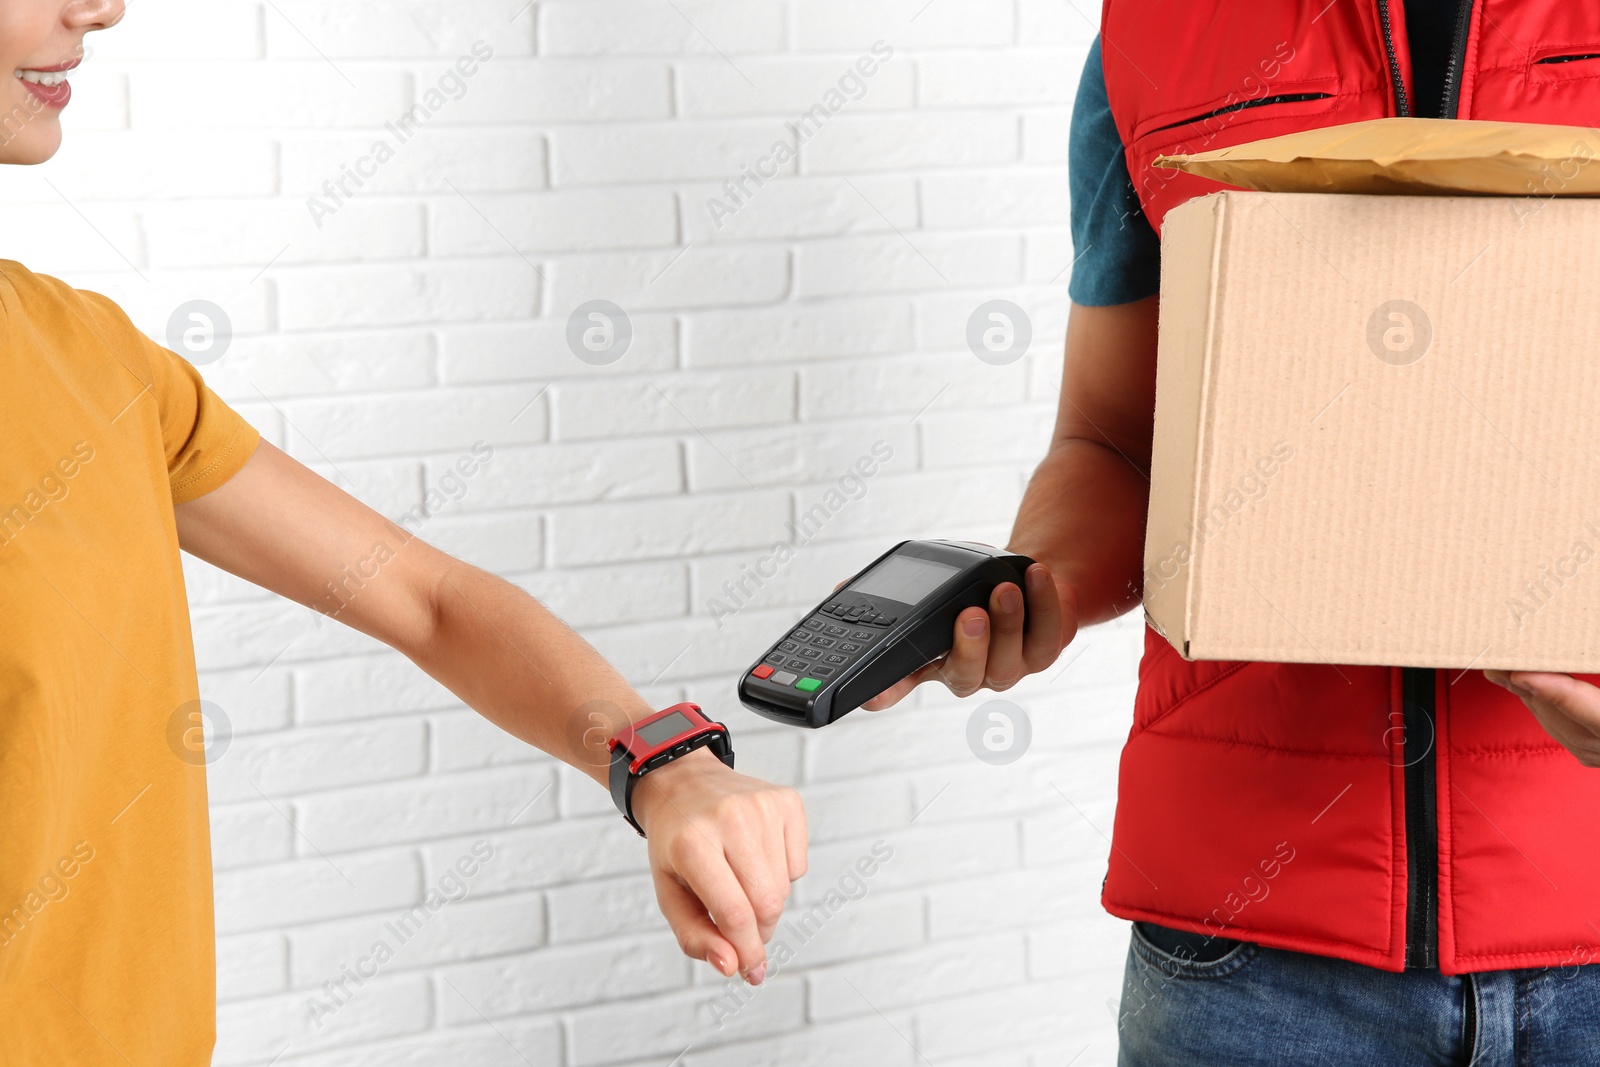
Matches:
[864,561,1075,710]
[1485,670,1600,768]
[630,748,807,985]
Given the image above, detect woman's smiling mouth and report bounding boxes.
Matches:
[15,59,78,107]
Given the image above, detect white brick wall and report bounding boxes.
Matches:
[3,2,1142,1063]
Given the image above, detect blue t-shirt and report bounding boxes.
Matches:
[1068,8,1459,306]
[1067,37,1160,307]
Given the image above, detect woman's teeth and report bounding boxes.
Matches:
[15,70,71,86]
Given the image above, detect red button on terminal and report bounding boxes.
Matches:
[752,664,775,679]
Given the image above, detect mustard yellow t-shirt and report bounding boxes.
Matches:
[0,261,260,1064]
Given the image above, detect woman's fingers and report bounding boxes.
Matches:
[711,790,797,946]
[665,833,769,981]
[783,790,809,883]
[722,819,791,945]
[641,758,807,985]
[652,866,739,978]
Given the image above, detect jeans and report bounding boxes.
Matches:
[1118,922,1600,1066]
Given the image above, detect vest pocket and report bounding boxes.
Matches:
[1144,92,1333,135]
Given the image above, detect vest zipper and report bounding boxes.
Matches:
[1398,1,1474,973]
[1376,0,1411,115]
[1440,0,1476,118]
[1402,666,1439,969]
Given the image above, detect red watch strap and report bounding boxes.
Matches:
[607,704,735,835]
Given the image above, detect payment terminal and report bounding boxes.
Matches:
[737,540,1035,728]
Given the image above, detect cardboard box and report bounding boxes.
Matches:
[1143,119,1600,671]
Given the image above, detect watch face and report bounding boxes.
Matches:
[634,710,695,747]
[849,554,960,605]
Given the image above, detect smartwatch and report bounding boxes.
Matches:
[607,703,735,836]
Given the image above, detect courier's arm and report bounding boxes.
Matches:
[865,296,1159,707]
[174,441,805,984]
[1008,296,1159,624]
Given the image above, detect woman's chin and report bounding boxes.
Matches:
[0,123,63,166]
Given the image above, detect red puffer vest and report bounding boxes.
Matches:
[1100,0,1600,974]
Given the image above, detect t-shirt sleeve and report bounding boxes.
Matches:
[1067,37,1162,307]
[78,289,262,504]
[143,338,262,504]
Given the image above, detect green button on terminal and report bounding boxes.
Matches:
[795,677,823,692]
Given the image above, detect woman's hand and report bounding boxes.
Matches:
[629,748,808,985]
[1485,670,1600,767]
[864,561,1077,710]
